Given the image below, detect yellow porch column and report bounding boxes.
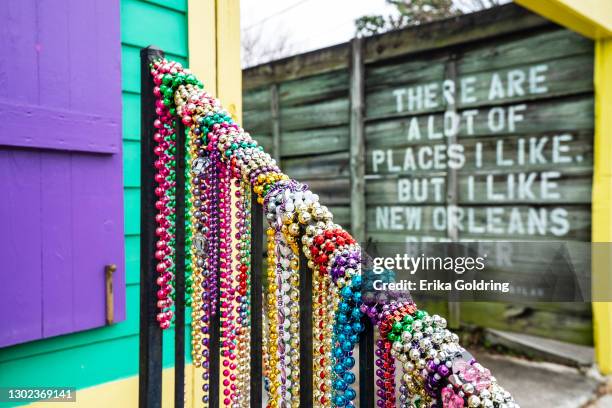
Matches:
[592,37,612,375]
[187,0,242,405]
[188,0,242,122]
[516,0,612,375]
[215,0,243,123]
[515,0,612,39]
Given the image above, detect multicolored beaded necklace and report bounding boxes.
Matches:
[146,58,519,408]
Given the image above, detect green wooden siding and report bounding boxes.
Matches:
[0,0,189,403]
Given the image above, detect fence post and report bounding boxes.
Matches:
[139,45,164,408]
[250,192,264,407]
[444,57,461,329]
[299,236,314,406]
[359,318,375,408]
[349,37,375,408]
[174,121,187,408]
[210,225,221,408]
[270,84,281,163]
[349,37,366,243]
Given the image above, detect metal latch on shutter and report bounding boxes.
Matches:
[105,264,117,325]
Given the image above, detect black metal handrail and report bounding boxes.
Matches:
[138,45,374,408]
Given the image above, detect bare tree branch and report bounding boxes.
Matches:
[241,25,294,68]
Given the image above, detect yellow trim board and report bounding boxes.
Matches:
[188,0,218,97]
[215,0,242,122]
[516,0,612,39]
[25,365,195,408]
[213,1,242,401]
[187,0,242,405]
[188,0,242,122]
[592,38,612,375]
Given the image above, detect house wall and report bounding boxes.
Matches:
[0,0,191,405]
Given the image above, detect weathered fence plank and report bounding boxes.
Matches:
[279,70,349,106]
[283,151,349,180]
[365,205,591,241]
[242,108,272,134]
[281,127,349,157]
[365,131,594,175]
[365,172,592,205]
[280,98,349,132]
[243,86,271,110]
[365,97,594,141]
[270,83,281,162]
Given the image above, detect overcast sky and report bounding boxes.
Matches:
[240,0,398,66]
[240,0,511,67]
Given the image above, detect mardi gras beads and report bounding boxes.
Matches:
[314,235,361,408]
[151,66,178,329]
[330,275,361,407]
[265,227,281,408]
[147,57,520,408]
[189,125,206,366]
[234,177,252,405]
[264,181,308,407]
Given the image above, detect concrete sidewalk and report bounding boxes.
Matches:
[473,351,611,408]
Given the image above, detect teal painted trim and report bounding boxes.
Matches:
[0,329,194,407]
[141,0,187,13]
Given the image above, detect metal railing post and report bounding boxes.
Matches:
[139,45,165,408]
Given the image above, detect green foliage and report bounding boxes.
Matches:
[355,14,408,36]
[391,0,458,23]
[355,0,501,37]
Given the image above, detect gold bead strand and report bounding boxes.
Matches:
[265,227,280,408]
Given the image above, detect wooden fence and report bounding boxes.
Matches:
[243,4,595,345]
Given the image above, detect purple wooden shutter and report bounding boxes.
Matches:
[0,0,125,347]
